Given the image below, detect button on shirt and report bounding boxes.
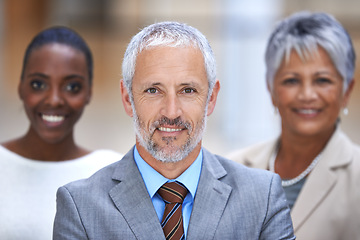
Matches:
[133,146,202,239]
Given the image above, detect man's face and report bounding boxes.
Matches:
[122,46,219,163]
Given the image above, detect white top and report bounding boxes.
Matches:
[0,145,122,240]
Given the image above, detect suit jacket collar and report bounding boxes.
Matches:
[109,147,232,240]
[109,147,166,240]
[187,148,232,239]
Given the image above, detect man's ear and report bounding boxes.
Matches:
[207,80,220,116]
[120,80,134,117]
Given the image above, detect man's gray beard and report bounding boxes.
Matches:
[132,108,207,163]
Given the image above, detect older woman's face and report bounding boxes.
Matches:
[271,47,353,138]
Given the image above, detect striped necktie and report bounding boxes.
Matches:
[158,181,188,240]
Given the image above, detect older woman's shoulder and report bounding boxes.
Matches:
[225,139,277,166]
[336,129,360,159]
[352,142,360,154]
[350,141,360,169]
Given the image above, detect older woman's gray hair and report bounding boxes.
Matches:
[122,21,216,101]
[265,11,356,92]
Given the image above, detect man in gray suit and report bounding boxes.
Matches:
[53,21,295,240]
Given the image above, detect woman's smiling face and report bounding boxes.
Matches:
[271,47,353,138]
[19,43,91,144]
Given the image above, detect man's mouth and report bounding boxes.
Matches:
[158,127,183,132]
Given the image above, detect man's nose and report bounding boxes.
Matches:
[160,93,182,119]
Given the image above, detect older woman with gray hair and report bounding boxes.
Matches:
[228,11,360,239]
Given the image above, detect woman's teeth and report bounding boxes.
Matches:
[297,109,318,114]
[42,115,64,122]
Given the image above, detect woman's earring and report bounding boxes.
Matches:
[343,107,349,116]
[274,107,279,115]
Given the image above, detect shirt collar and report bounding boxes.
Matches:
[133,146,202,200]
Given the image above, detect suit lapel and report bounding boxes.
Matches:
[109,148,165,240]
[291,128,352,232]
[187,149,232,240]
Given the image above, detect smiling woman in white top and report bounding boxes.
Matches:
[0,26,122,239]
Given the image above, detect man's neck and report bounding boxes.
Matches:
[135,142,202,179]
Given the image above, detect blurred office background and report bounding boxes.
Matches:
[0,0,359,156]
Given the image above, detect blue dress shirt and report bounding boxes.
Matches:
[133,146,202,238]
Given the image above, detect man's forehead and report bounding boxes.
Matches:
[135,48,205,76]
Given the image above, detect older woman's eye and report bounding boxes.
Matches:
[66,82,82,93]
[315,77,332,85]
[282,78,299,85]
[30,80,46,90]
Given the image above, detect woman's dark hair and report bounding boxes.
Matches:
[21,26,93,84]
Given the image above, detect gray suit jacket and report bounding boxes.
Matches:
[53,147,295,239]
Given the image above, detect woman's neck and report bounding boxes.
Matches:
[274,126,335,179]
[2,128,90,161]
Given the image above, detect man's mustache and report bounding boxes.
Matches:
[153,117,192,131]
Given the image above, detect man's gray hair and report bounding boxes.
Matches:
[122,21,216,100]
[265,11,356,92]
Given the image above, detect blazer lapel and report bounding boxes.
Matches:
[290,158,336,231]
[291,128,352,232]
[187,149,232,240]
[109,148,165,240]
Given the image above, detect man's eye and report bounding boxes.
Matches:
[146,88,158,94]
[66,82,82,93]
[30,80,46,90]
[183,88,196,94]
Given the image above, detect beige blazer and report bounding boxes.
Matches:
[227,128,360,240]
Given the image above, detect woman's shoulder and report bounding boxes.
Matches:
[78,149,123,165]
[226,138,278,167]
[325,129,360,174]
[90,149,123,158]
[0,142,30,163]
[330,129,360,158]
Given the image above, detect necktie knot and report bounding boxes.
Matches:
[158,181,188,204]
